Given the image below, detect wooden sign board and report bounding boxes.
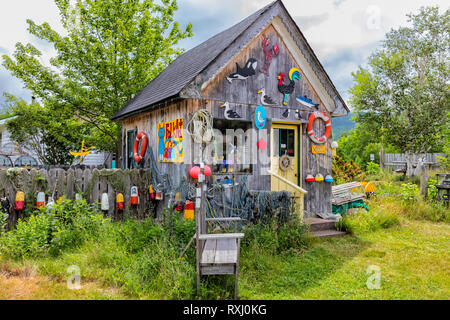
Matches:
[158,118,184,163]
[312,145,326,154]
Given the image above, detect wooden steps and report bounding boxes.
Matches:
[305,217,347,238]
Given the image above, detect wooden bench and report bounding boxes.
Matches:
[332,182,365,206]
[436,173,450,203]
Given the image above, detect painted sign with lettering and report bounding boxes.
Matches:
[312,145,326,154]
[158,118,184,163]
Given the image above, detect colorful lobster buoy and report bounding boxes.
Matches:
[133,132,148,163]
[189,165,211,179]
[101,193,109,211]
[36,192,45,208]
[14,191,25,211]
[174,201,184,212]
[305,174,315,183]
[149,184,156,200]
[74,193,82,201]
[184,200,195,220]
[116,193,124,210]
[155,190,163,201]
[325,175,334,183]
[130,186,139,205]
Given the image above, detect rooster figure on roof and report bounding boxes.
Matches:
[278,68,301,106]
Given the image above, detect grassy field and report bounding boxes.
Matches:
[0,177,449,300]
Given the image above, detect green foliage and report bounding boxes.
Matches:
[0,211,9,235]
[0,198,106,259]
[2,0,193,153]
[332,155,365,184]
[349,7,450,164]
[400,183,420,203]
[337,209,400,234]
[427,179,438,200]
[337,125,399,169]
[4,95,86,165]
[366,162,380,176]
[242,218,311,255]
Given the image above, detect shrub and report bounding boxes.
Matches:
[366,162,380,176]
[332,155,365,183]
[400,183,419,203]
[242,218,311,254]
[0,198,106,259]
[0,211,7,235]
[336,209,400,234]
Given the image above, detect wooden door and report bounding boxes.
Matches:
[270,124,300,192]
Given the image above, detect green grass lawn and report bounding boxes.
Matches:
[1,218,448,300]
[239,219,449,299]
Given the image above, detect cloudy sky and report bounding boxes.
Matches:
[0,0,448,109]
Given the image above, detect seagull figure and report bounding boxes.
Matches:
[220,102,242,120]
[281,109,290,118]
[257,88,277,106]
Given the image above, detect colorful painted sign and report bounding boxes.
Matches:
[158,118,184,163]
[312,145,326,154]
[255,105,267,129]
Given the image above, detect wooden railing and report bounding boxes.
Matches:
[267,170,307,221]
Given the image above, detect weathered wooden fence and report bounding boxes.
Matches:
[0,168,154,224]
[383,153,445,170]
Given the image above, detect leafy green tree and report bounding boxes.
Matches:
[4,94,86,165]
[2,0,192,156]
[337,124,399,169]
[349,6,450,176]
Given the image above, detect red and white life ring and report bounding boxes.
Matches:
[307,111,331,144]
[133,131,148,163]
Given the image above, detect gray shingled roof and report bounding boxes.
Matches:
[112,1,277,120]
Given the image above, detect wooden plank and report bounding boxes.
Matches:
[201,239,217,265]
[205,217,242,222]
[201,265,235,275]
[198,233,245,240]
[214,238,237,264]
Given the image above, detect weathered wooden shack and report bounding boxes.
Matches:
[112,0,349,219]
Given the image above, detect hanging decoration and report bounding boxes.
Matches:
[116,193,125,210]
[130,186,139,206]
[278,68,301,112]
[257,89,277,106]
[36,192,45,208]
[226,58,258,83]
[220,102,242,120]
[149,184,156,200]
[296,96,319,109]
[257,138,267,151]
[325,144,334,183]
[133,131,148,163]
[184,200,195,220]
[101,193,109,211]
[70,139,94,164]
[158,119,184,163]
[312,145,326,154]
[315,156,324,182]
[305,153,315,182]
[279,155,293,172]
[331,141,338,157]
[255,105,267,129]
[307,111,331,144]
[190,165,211,179]
[14,191,25,211]
[260,37,280,75]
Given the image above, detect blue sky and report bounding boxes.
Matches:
[0,0,448,109]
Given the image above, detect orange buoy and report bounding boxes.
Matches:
[14,191,25,211]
